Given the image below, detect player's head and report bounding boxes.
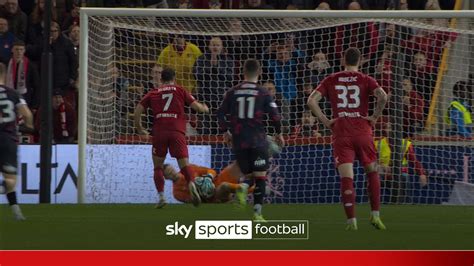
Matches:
[243,59,262,79]
[343,47,361,67]
[0,62,6,82]
[161,68,176,84]
[163,164,180,181]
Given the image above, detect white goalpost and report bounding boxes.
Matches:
[78,9,474,205]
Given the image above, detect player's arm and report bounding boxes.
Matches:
[217,91,230,132]
[264,92,284,146]
[190,101,209,113]
[134,103,148,136]
[183,89,208,113]
[307,90,333,129]
[17,101,34,133]
[367,87,388,123]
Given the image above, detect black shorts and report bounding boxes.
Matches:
[234,147,269,175]
[0,135,18,175]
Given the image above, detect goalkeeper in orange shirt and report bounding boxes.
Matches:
[160,136,282,207]
[162,161,251,205]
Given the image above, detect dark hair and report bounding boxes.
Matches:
[12,40,25,47]
[161,67,176,82]
[453,80,467,98]
[344,47,361,66]
[243,59,261,77]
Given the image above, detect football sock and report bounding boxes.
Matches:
[254,178,266,207]
[153,167,165,193]
[181,165,195,183]
[367,171,381,212]
[347,218,357,225]
[254,204,262,215]
[227,183,241,192]
[341,177,356,219]
[6,191,18,206]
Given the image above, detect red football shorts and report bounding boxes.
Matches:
[332,134,377,167]
[152,131,189,159]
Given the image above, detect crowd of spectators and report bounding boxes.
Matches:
[3,0,470,143]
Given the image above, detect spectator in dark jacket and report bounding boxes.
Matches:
[68,24,79,61]
[26,0,58,46]
[50,21,78,95]
[28,21,78,105]
[0,17,15,65]
[6,41,40,110]
[194,36,234,134]
[0,0,27,41]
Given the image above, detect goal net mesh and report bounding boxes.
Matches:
[84,12,474,204]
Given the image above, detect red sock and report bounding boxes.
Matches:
[181,165,195,183]
[367,171,381,212]
[340,177,356,219]
[153,167,164,193]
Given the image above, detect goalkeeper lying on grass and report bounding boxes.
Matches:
[160,136,282,207]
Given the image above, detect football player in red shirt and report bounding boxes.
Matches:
[134,68,209,207]
[308,48,388,230]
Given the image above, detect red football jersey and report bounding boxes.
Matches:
[316,71,380,137]
[140,84,196,134]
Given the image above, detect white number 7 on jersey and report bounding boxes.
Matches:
[162,93,173,111]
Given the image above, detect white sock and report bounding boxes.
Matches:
[11,204,22,213]
[254,204,262,215]
[240,183,249,191]
[371,211,380,217]
[159,192,164,199]
[347,218,357,224]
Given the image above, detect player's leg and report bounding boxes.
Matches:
[234,149,254,208]
[152,155,167,208]
[249,147,270,222]
[0,140,25,220]
[169,132,201,206]
[215,182,239,203]
[220,161,249,206]
[152,133,169,208]
[2,172,25,220]
[334,137,357,230]
[358,135,386,230]
[176,157,201,207]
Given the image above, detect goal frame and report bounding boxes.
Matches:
[78,8,474,203]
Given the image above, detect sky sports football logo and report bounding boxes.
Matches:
[165,220,309,240]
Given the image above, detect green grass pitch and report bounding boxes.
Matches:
[1,204,473,250]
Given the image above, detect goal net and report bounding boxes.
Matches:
[80,9,474,205]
